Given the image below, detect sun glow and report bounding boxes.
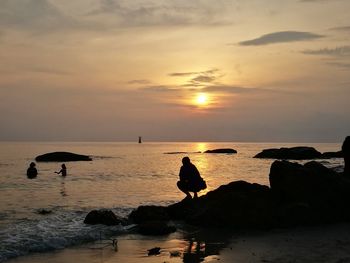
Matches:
[195,93,209,106]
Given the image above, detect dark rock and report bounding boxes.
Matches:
[164,151,201,154]
[36,209,52,215]
[84,209,123,226]
[204,148,237,154]
[254,146,322,160]
[343,136,350,177]
[129,205,170,224]
[321,151,343,159]
[188,181,274,228]
[35,152,92,162]
[269,160,350,222]
[137,221,176,235]
[148,247,161,256]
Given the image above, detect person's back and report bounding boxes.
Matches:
[177,157,206,199]
[27,162,38,179]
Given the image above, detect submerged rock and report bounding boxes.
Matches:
[204,148,237,154]
[84,209,123,226]
[35,152,92,162]
[254,146,322,160]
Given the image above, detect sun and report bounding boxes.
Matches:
[195,93,208,106]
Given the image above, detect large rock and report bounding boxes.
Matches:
[35,152,92,162]
[343,136,350,177]
[254,146,322,160]
[204,148,237,154]
[84,209,123,226]
[269,160,350,222]
[136,221,176,235]
[130,181,275,230]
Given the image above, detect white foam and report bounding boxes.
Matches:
[0,209,129,262]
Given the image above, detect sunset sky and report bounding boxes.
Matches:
[0,0,349,142]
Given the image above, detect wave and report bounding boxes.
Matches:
[0,209,132,262]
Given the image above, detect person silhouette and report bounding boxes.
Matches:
[27,162,38,179]
[177,157,206,199]
[342,136,350,177]
[55,164,67,176]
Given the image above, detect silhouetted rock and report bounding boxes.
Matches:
[321,151,343,159]
[130,181,275,230]
[204,148,237,154]
[147,247,161,256]
[164,151,201,154]
[129,205,170,224]
[343,136,350,177]
[84,209,123,226]
[137,221,176,235]
[36,208,52,215]
[35,152,92,162]
[254,146,322,160]
[269,160,350,222]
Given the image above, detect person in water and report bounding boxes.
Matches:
[177,157,206,199]
[27,162,38,179]
[55,164,67,176]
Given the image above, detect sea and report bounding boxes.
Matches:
[0,141,344,262]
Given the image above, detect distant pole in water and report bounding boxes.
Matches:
[138,136,142,144]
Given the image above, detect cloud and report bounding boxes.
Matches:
[330,26,350,31]
[327,62,350,69]
[0,0,76,33]
[85,0,232,27]
[127,79,152,85]
[239,31,324,46]
[302,46,350,56]
[169,68,221,86]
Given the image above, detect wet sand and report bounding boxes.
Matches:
[6,223,350,263]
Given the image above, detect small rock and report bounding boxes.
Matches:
[148,247,161,256]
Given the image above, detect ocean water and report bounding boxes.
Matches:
[0,142,344,262]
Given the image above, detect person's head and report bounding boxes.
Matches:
[30,162,36,168]
[182,156,191,165]
[342,136,350,155]
[62,164,66,169]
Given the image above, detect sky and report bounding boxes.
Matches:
[0,0,349,142]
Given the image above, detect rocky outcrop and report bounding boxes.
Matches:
[204,148,237,154]
[35,152,92,162]
[129,181,275,230]
[84,209,124,226]
[254,146,322,160]
[128,159,350,231]
[269,160,350,223]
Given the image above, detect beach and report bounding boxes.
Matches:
[6,223,350,263]
[0,142,345,262]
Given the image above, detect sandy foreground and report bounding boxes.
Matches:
[6,223,350,263]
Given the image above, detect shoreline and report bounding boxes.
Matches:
[6,223,350,263]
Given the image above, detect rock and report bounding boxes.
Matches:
[188,181,274,228]
[204,148,237,154]
[321,151,343,159]
[164,151,201,154]
[36,209,52,215]
[269,160,350,222]
[137,221,176,235]
[343,136,350,177]
[148,247,161,256]
[254,146,322,160]
[35,152,92,162]
[84,209,123,226]
[129,205,170,224]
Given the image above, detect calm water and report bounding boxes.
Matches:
[0,142,344,262]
